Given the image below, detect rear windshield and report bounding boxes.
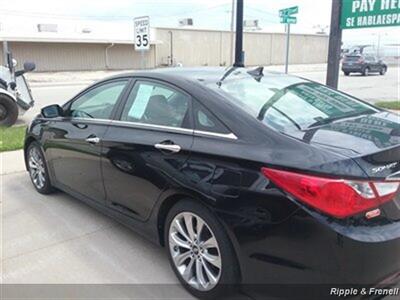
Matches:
[210,75,377,132]
[344,55,361,61]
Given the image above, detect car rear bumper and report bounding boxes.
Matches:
[218,208,400,298]
[342,65,363,72]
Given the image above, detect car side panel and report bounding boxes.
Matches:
[101,123,194,221]
[41,118,109,203]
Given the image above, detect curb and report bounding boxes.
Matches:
[0,150,26,176]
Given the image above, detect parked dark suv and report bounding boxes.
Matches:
[342,54,387,76]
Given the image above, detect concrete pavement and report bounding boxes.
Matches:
[0,155,195,298]
[2,171,174,284]
[0,149,178,283]
[0,150,26,175]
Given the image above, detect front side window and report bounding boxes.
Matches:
[121,81,190,128]
[211,76,378,132]
[69,80,128,120]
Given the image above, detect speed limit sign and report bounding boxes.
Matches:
[134,16,150,51]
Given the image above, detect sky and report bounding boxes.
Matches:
[0,0,399,47]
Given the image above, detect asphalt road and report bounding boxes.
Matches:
[294,67,399,104]
[17,84,87,126]
[16,66,399,125]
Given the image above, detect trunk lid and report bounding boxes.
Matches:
[286,111,400,179]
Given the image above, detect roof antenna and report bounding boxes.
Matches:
[217,0,245,87]
[247,66,264,82]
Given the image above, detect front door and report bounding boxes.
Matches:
[101,79,193,220]
[45,79,130,203]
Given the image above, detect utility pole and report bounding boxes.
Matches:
[284,24,291,74]
[233,0,244,67]
[2,41,9,67]
[326,0,343,88]
[230,0,236,65]
[376,33,383,58]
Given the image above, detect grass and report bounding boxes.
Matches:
[0,125,27,152]
[375,101,400,110]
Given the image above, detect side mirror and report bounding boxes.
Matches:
[24,62,36,72]
[41,104,63,118]
[15,62,36,77]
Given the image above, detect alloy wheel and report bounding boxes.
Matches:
[28,147,46,189]
[169,212,222,291]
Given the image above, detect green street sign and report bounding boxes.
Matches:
[280,16,297,24]
[279,6,299,17]
[341,0,400,29]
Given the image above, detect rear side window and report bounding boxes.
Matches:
[121,81,191,128]
[193,101,230,134]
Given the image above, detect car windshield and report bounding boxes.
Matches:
[210,75,378,132]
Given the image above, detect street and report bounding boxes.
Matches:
[17,65,399,125]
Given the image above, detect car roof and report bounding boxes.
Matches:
[107,66,287,85]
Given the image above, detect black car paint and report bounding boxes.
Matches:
[25,68,400,297]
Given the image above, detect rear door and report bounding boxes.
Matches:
[45,79,130,203]
[101,79,194,220]
[365,55,379,72]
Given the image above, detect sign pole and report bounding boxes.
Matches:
[326,0,343,89]
[285,23,290,74]
[279,5,298,73]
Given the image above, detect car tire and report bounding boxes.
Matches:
[344,72,350,76]
[362,67,370,76]
[380,67,387,75]
[27,142,55,194]
[165,199,239,299]
[0,94,18,127]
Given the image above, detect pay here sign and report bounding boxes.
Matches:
[341,0,400,29]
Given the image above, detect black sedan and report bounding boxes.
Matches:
[24,67,400,299]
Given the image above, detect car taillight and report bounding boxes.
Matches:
[358,58,365,63]
[261,168,400,219]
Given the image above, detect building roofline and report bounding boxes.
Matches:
[0,36,161,45]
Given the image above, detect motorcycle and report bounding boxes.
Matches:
[0,51,36,126]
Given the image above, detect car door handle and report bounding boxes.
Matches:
[154,143,181,153]
[86,137,100,144]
